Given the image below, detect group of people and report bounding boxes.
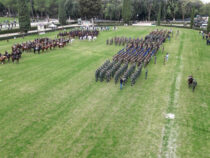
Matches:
[95,29,170,89]
[58,29,99,41]
[106,37,143,46]
[11,37,72,54]
[0,20,18,31]
[112,30,170,67]
[0,49,22,64]
[0,37,72,65]
[200,31,210,45]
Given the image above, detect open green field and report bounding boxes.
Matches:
[0,17,17,23]
[0,27,209,158]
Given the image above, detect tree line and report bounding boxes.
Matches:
[0,0,209,33]
[0,0,210,21]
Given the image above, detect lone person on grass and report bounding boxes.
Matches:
[154,55,157,64]
[120,78,123,90]
[162,45,164,54]
[164,56,166,65]
[166,53,169,62]
[192,79,197,92]
[145,69,148,80]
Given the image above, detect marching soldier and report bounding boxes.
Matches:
[192,79,197,92]
[120,78,123,90]
[154,55,157,64]
[164,56,166,65]
[145,69,148,80]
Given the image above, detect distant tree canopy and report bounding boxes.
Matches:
[58,0,67,25]
[122,0,131,23]
[190,7,195,28]
[79,0,102,19]
[207,17,210,33]
[0,0,209,22]
[18,0,31,33]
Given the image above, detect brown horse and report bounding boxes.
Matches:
[0,56,7,64]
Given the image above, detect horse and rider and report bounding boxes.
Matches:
[188,76,197,92]
[0,49,21,64]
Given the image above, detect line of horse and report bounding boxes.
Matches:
[0,37,73,65]
[13,37,72,54]
[95,29,170,86]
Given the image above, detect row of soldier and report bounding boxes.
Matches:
[112,30,169,65]
[95,60,144,87]
[106,37,144,46]
[95,29,171,87]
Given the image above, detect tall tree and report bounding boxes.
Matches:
[179,0,190,21]
[207,16,210,33]
[146,0,153,21]
[79,0,101,19]
[58,0,67,25]
[34,0,47,18]
[157,3,161,26]
[122,0,131,23]
[168,0,179,21]
[190,7,195,29]
[18,0,31,33]
[65,0,80,19]
[0,0,18,16]
[30,0,35,19]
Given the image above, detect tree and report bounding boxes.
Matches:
[58,0,67,25]
[0,0,18,16]
[157,3,161,26]
[18,0,31,33]
[65,0,80,19]
[179,0,190,21]
[34,0,47,18]
[207,17,210,33]
[122,0,132,23]
[190,7,195,29]
[167,0,179,21]
[79,0,101,19]
[104,0,122,20]
[146,0,153,21]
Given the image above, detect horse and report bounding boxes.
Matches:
[11,53,21,64]
[0,56,7,64]
[4,51,11,62]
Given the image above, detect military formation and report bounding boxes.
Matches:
[106,37,134,46]
[58,30,99,39]
[131,64,143,86]
[114,62,128,84]
[95,29,171,87]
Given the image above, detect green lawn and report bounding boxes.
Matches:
[0,27,209,158]
[0,17,17,23]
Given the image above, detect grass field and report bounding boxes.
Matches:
[0,17,17,23]
[0,27,209,158]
